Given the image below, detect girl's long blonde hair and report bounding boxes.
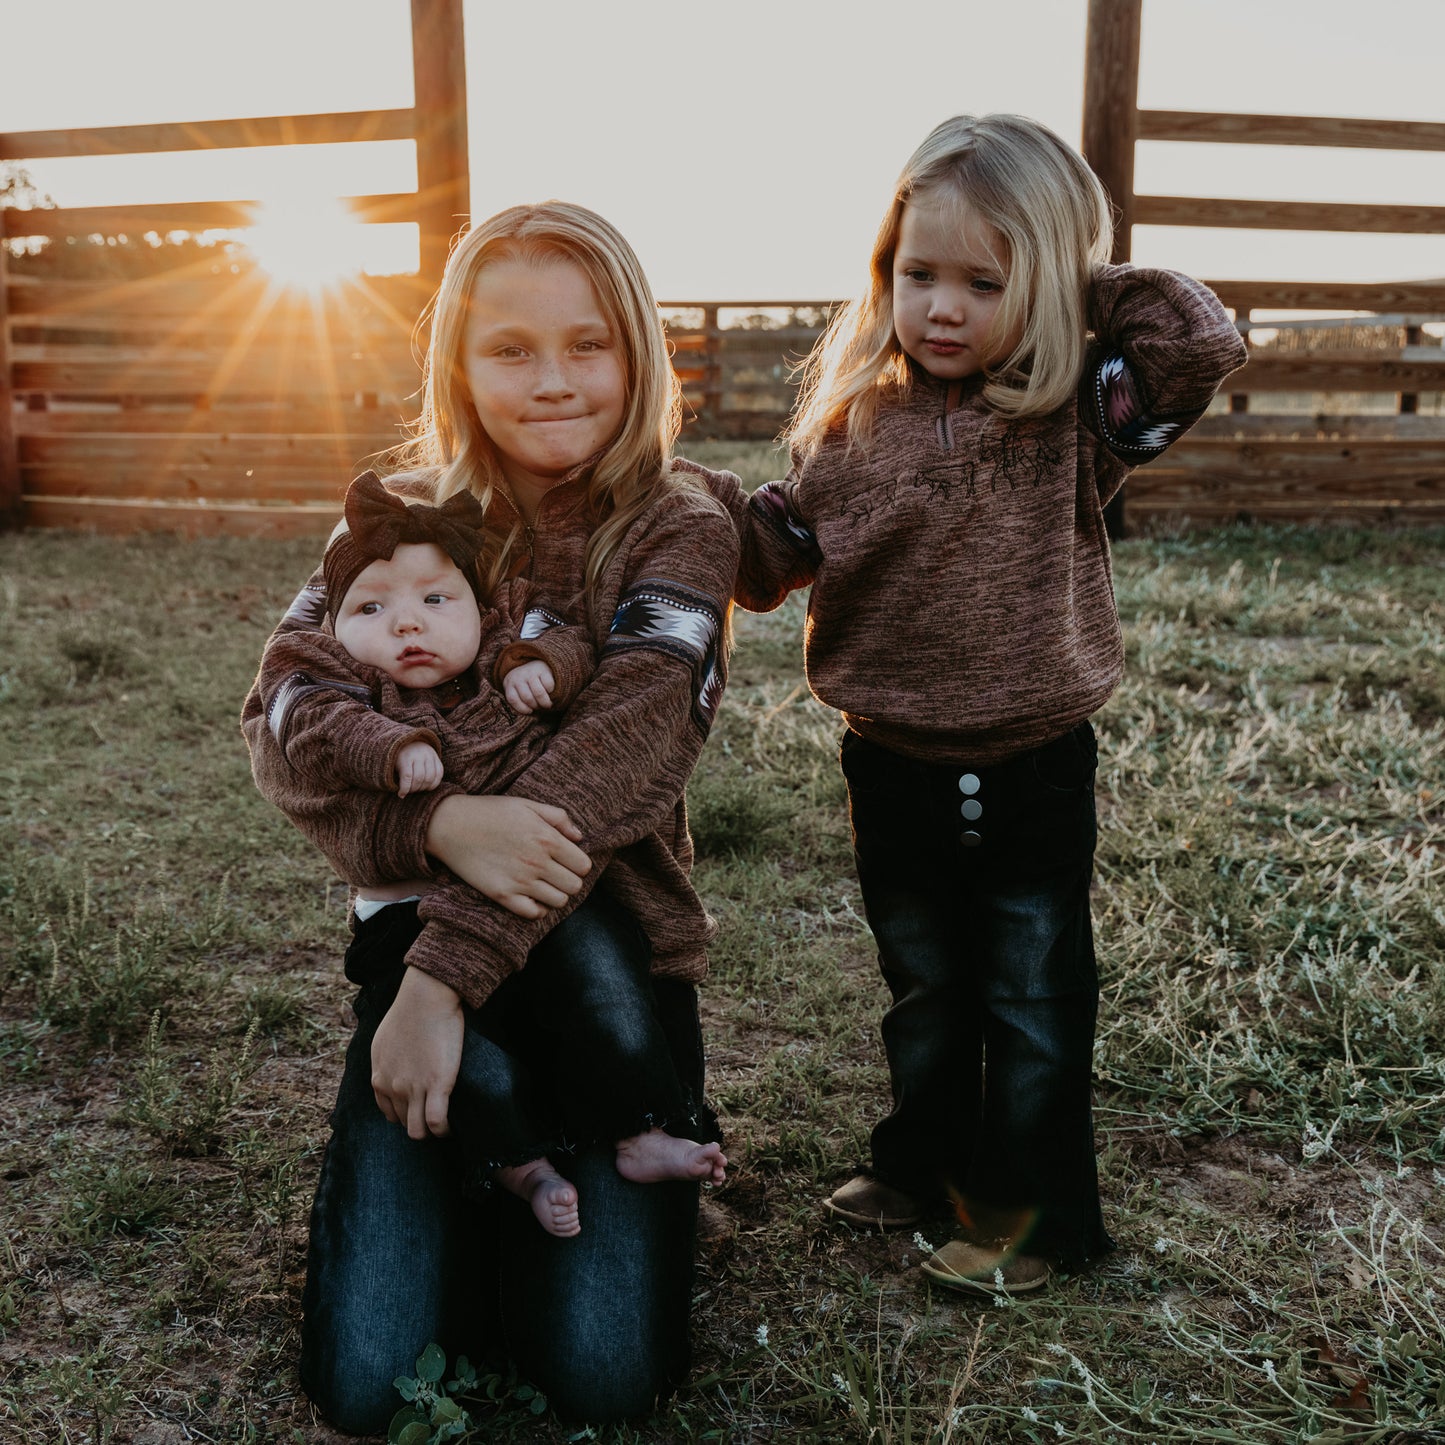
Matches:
[788,114,1114,457]
[393,202,684,608]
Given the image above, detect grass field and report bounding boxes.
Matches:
[2,458,1443,1443]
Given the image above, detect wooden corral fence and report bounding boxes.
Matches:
[4,0,1442,534]
[0,0,466,536]
[1082,0,1445,527]
[664,302,835,441]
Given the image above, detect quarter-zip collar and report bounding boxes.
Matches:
[901,361,983,452]
[936,380,965,451]
[494,451,602,574]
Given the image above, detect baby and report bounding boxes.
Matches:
[254,472,725,1235]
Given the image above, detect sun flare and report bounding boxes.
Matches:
[244,195,367,292]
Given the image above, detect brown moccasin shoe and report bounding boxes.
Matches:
[919,1239,1050,1295]
[823,1174,923,1229]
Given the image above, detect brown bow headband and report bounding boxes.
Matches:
[324,472,488,618]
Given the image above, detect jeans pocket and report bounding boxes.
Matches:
[1030,723,1098,794]
[838,727,878,791]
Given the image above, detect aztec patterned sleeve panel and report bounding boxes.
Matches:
[606,579,726,732]
[1080,264,1249,474]
[280,577,327,630]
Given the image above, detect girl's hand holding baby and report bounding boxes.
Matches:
[395,740,444,797]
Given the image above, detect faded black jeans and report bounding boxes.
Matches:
[299,894,706,1435]
[841,723,1113,1266]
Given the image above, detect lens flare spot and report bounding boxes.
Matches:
[244,196,365,292]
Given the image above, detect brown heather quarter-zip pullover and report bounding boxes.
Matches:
[690,265,1248,765]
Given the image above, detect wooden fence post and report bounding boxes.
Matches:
[1082,0,1141,538]
[701,305,722,431]
[1082,0,1141,264]
[1400,323,1422,413]
[0,237,18,526]
[411,0,470,298]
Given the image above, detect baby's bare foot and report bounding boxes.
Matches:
[496,1159,580,1237]
[615,1129,727,1185]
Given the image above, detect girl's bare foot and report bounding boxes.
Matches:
[496,1158,580,1237]
[615,1128,728,1185]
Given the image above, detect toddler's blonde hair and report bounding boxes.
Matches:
[788,114,1113,455]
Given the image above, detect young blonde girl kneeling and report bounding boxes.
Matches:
[697,114,1246,1294]
[243,203,738,1432]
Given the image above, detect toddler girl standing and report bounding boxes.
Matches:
[697,113,1246,1293]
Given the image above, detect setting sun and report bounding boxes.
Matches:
[243,194,368,291]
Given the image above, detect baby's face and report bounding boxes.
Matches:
[333,542,482,690]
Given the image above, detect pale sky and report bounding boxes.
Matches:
[2,0,1442,300]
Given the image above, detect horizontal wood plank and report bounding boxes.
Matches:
[13,407,411,436]
[22,469,354,503]
[1202,279,1445,314]
[1188,413,1445,441]
[8,308,421,351]
[2,193,420,239]
[1126,495,1445,525]
[1232,351,1445,391]
[1137,110,1445,152]
[20,496,342,537]
[1135,195,1445,234]
[18,432,400,466]
[1130,471,1445,505]
[5,273,432,323]
[0,110,418,160]
[13,339,420,374]
[1153,438,1445,486]
[12,354,420,398]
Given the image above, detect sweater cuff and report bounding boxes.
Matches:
[493,632,593,709]
[376,782,465,879]
[403,917,511,1011]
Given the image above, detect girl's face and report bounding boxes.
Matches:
[333,542,482,690]
[892,199,1021,382]
[463,255,627,520]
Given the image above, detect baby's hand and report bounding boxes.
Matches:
[504,659,556,715]
[395,741,444,796]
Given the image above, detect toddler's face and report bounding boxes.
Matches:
[892,199,1021,382]
[333,542,482,690]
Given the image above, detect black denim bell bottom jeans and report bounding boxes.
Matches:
[841,723,1114,1267]
[299,893,709,1435]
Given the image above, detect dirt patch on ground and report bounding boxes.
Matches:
[1143,1129,1441,1233]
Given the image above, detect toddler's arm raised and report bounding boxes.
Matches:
[1080,264,1248,493]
